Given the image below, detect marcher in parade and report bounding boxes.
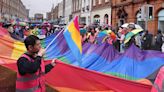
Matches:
[16,35,56,92]
[155,30,163,51]
[88,27,97,44]
[142,30,153,50]
[124,24,137,49]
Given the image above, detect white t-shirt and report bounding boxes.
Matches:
[120,34,125,43]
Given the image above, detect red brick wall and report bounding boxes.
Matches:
[112,0,164,35]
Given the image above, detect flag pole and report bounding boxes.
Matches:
[45,29,64,50]
[45,16,76,51]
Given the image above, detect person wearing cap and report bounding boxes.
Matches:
[124,24,141,49]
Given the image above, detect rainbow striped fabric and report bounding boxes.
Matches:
[124,29,143,44]
[63,16,82,63]
[0,27,26,64]
[1,26,164,92]
[0,27,68,64]
[59,43,164,80]
[151,66,164,92]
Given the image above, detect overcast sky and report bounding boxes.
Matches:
[21,0,62,18]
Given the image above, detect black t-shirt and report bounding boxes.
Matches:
[17,53,54,75]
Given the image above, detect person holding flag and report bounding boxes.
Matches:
[16,35,56,92]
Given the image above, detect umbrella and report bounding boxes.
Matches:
[124,29,143,44]
[121,23,129,28]
[19,22,27,26]
[121,23,143,29]
[98,30,112,37]
[97,30,116,44]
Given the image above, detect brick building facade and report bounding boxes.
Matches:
[112,0,164,35]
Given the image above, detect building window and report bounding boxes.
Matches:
[136,11,145,30]
[94,15,100,24]
[104,14,109,24]
[86,5,89,11]
[158,9,164,32]
[82,7,85,12]
[80,17,86,24]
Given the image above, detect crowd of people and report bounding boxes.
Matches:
[1,22,64,40]
[0,21,164,92]
[79,24,164,53]
[1,21,164,53]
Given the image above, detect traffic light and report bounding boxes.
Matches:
[140,5,154,20]
[148,5,153,20]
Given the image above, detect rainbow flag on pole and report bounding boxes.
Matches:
[63,16,82,64]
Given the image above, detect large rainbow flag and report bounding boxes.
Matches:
[1,26,164,91]
[63,16,82,63]
[3,61,152,92]
[0,27,26,64]
[41,31,69,60]
[58,43,164,81]
[0,27,68,64]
